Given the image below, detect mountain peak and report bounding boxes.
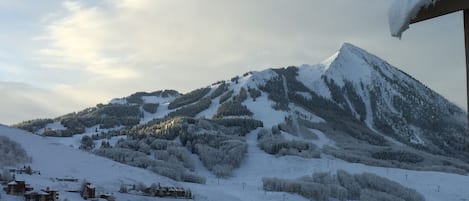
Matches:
[339,42,361,52]
[320,43,377,87]
[336,42,379,64]
[297,43,388,98]
[321,43,375,68]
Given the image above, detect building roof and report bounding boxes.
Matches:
[42,188,59,192]
[389,0,469,37]
[7,181,18,185]
[388,0,437,38]
[25,190,49,196]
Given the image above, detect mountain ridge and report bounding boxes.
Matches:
[14,42,469,172]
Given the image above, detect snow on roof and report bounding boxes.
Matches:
[7,181,17,185]
[39,191,50,195]
[25,190,49,195]
[388,0,438,38]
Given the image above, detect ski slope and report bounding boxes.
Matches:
[1,125,469,201]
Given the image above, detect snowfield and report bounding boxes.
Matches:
[1,125,469,201]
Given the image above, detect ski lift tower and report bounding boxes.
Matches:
[389,0,469,125]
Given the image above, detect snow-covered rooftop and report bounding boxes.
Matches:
[388,0,438,38]
[25,190,50,195]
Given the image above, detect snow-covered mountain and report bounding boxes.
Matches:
[312,44,461,153]
[7,43,469,201]
[293,43,468,157]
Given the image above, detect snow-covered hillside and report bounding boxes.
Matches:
[2,125,469,201]
[0,125,178,201]
[8,43,469,201]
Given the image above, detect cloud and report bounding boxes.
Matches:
[0,0,465,124]
[40,0,382,83]
[0,82,88,125]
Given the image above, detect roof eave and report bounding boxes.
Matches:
[411,0,469,24]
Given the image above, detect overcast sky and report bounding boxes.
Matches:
[0,0,466,125]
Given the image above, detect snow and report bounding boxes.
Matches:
[2,119,469,201]
[93,135,127,149]
[25,190,49,195]
[295,91,312,100]
[37,122,67,135]
[362,90,375,128]
[239,69,278,89]
[388,0,438,38]
[296,43,381,129]
[45,122,66,130]
[324,43,373,87]
[110,94,177,105]
[409,125,426,145]
[244,94,288,129]
[297,64,332,99]
[141,102,172,124]
[109,98,127,104]
[309,129,335,148]
[110,93,179,124]
[300,43,432,134]
[231,129,469,201]
[291,104,325,124]
[0,125,179,201]
[47,125,124,149]
[3,42,468,201]
[141,95,175,104]
[296,43,381,100]
[280,128,335,149]
[197,96,222,119]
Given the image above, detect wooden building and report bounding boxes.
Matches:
[100,194,116,201]
[3,180,33,195]
[24,190,50,201]
[80,183,96,200]
[8,166,40,175]
[142,185,191,198]
[0,175,7,185]
[55,177,78,182]
[41,187,59,201]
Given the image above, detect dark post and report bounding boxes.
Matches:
[465,9,469,129]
